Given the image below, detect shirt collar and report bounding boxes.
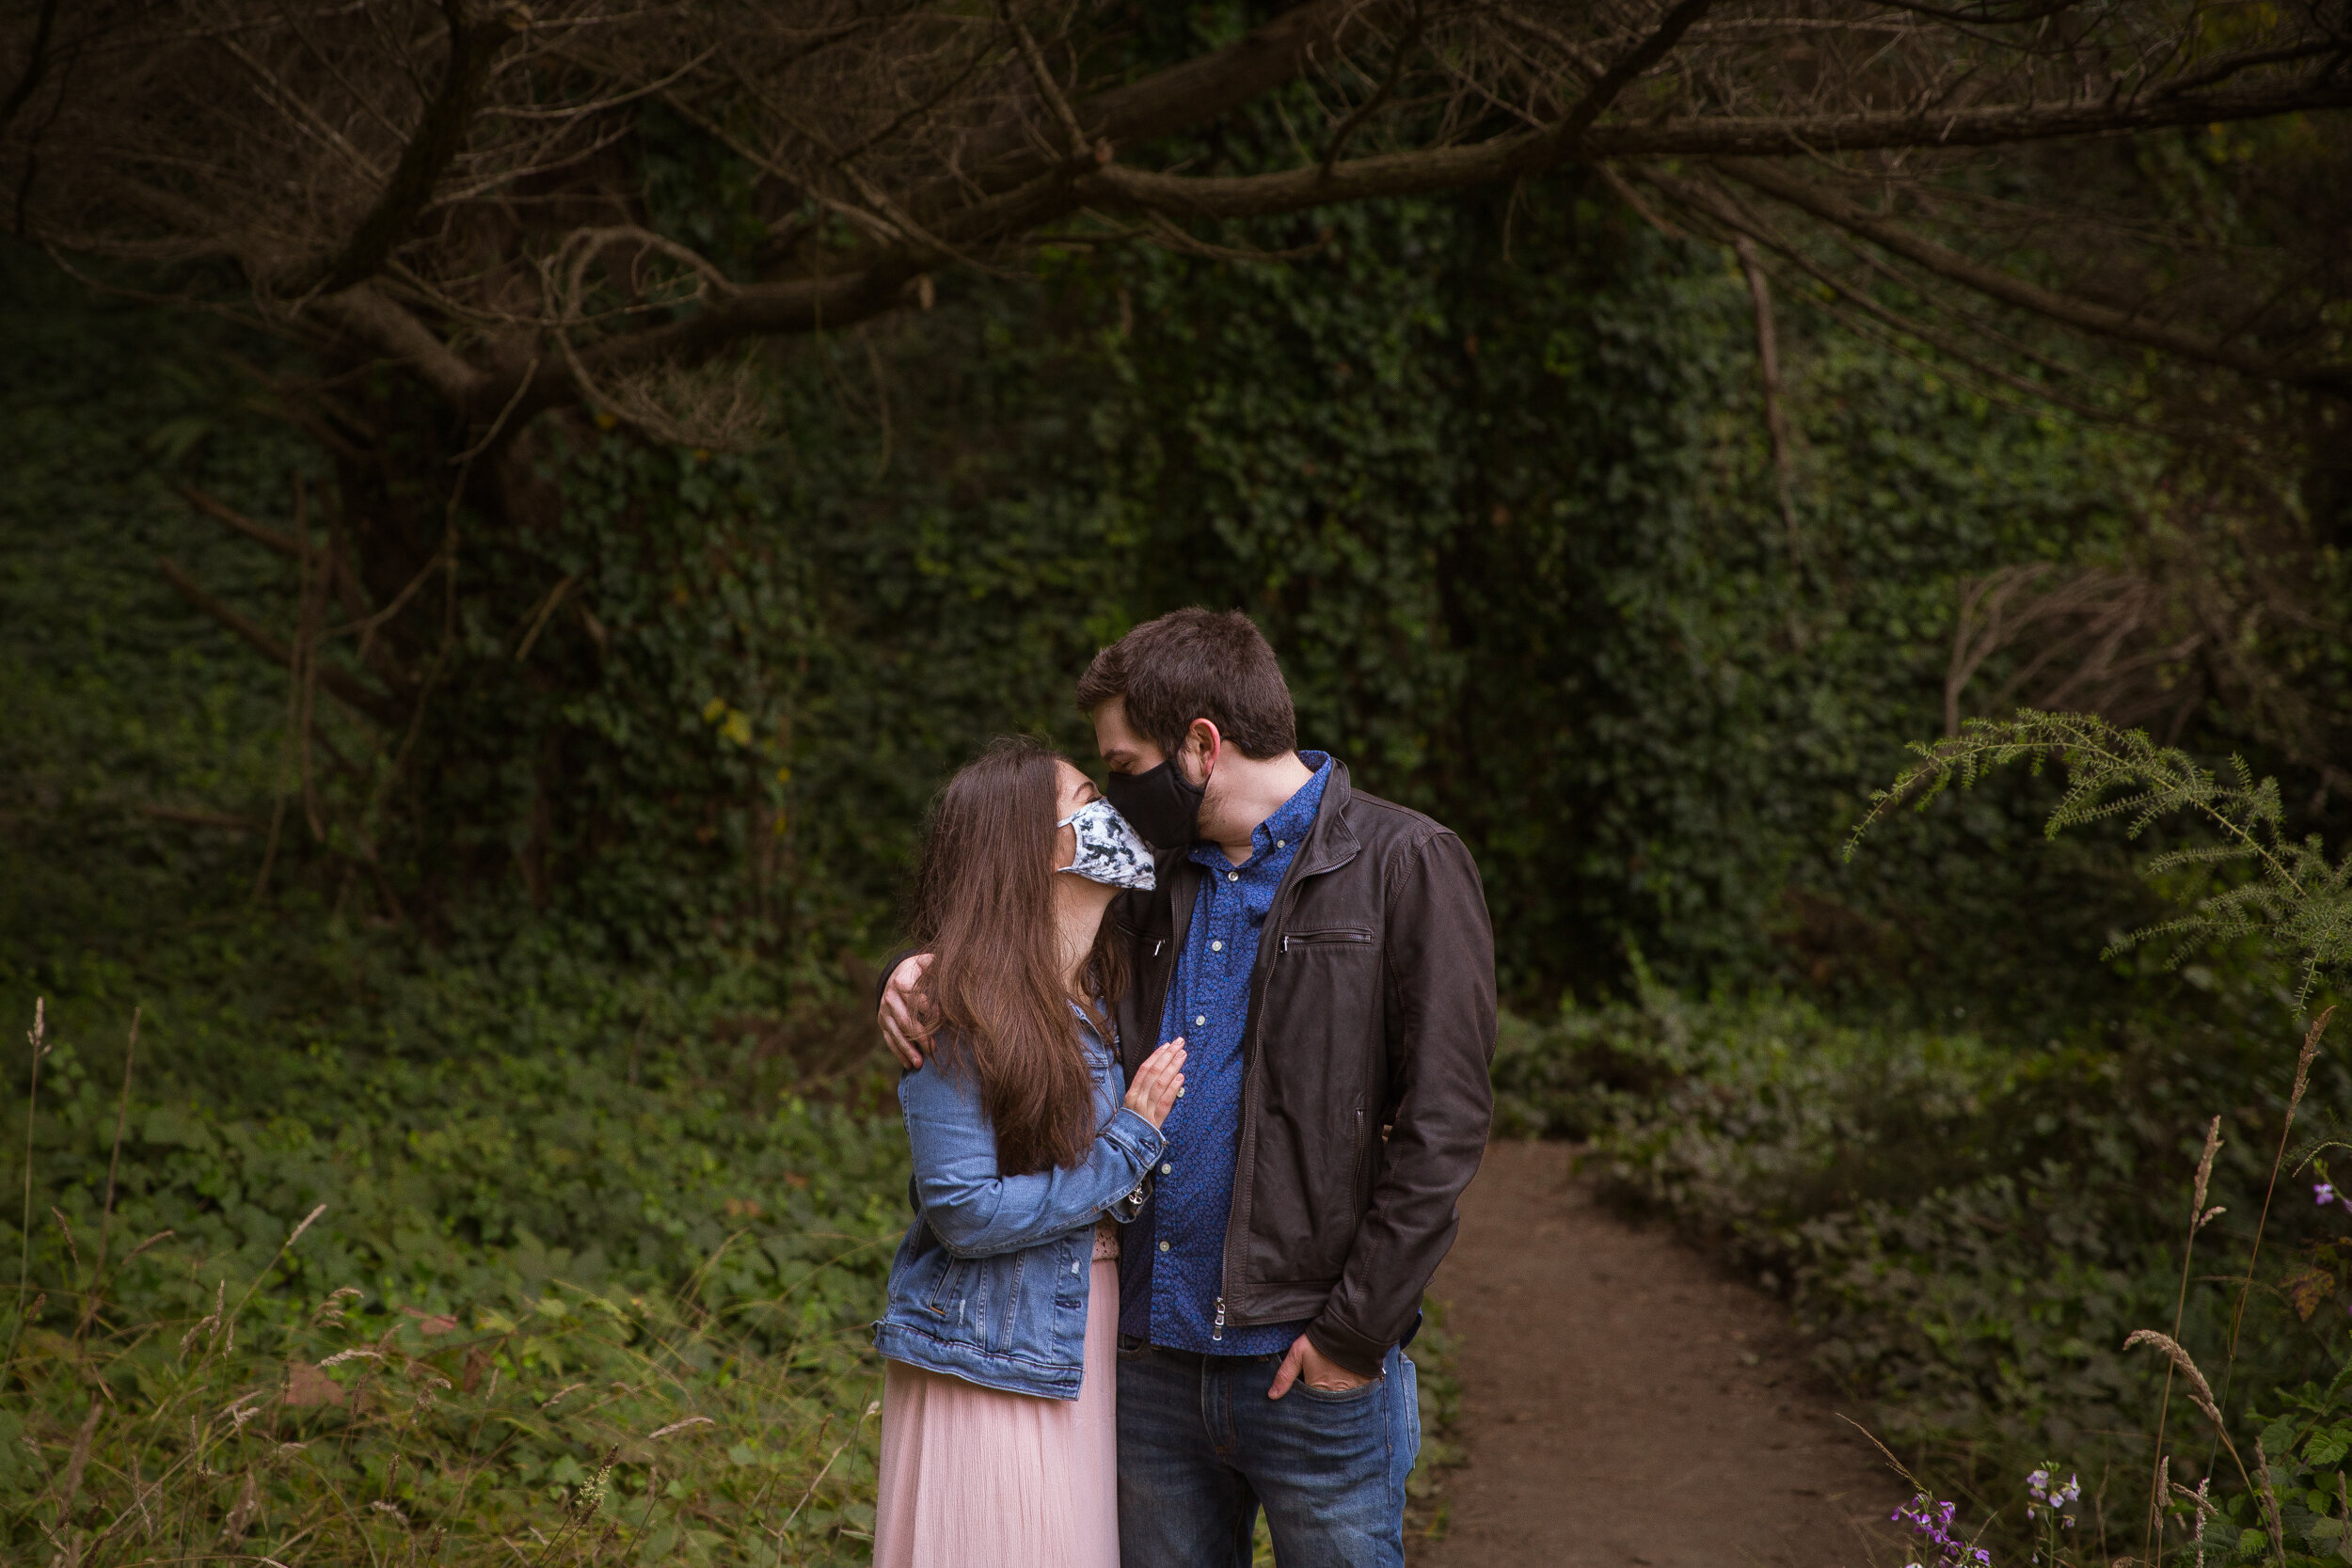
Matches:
[1188,750,1330,866]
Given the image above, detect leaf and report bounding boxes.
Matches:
[144,415,214,462]
[2285,1266,2337,1323]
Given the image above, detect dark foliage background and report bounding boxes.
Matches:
[6,169,2254,1016]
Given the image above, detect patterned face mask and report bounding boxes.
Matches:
[1056,798,1157,890]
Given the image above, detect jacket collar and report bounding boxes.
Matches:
[1289,756,1359,879]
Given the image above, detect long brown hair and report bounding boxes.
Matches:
[910,736,1128,1175]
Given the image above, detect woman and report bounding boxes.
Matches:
[871,736,1185,1568]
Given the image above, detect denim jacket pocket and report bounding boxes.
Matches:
[923,1252,968,1321]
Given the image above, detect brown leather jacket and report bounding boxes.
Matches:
[1107,759,1497,1377]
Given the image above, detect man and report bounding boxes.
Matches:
[879,607,1496,1568]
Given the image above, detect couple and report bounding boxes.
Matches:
[867,609,1497,1568]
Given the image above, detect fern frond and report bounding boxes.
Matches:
[1849,710,2348,1007]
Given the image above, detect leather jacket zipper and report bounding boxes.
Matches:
[1280,928,1373,953]
[1213,1296,1226,1341]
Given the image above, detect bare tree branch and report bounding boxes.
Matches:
[176,483,305,560]
[1550,0,1720,156]
[1717,157,2352,392]
[298,0,526,295]
[310,283,485,405]
[1081,71,2352,223]
[0,0,62,136]
[1734,234,1801,566]
[11,0,2349,436]
[157,557,403,725]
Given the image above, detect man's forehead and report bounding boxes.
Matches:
[1089,697,1133,741]
[1089,699,1160,763]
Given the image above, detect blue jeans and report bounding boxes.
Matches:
[1116,1339,1420,1568]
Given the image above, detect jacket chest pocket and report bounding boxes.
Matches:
[1279,926,1375,954]
[1264,926,1381,1047]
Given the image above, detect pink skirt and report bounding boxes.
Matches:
[870,1255,1120,1568]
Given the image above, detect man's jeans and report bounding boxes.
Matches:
[1116,1339,1420,1568]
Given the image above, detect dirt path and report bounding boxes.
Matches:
[1410,1142,1903,1568]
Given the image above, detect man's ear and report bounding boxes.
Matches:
[1181,719,1222,786]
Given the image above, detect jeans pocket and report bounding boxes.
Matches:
[1296,1371,1385,1404]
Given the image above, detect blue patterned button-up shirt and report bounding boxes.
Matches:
[1119,750,1333,1354]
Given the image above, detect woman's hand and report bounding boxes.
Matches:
[876,953,935,1069]
[1122,1038,1186,1129]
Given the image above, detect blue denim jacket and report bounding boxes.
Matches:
[872,1017,1163,1400]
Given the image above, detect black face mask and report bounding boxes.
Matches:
[1101,758,1205,854]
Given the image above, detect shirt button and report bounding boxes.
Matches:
[1158,1240,1170,1252]
[1277,838,1286,847]
[1161,1163,1173,1174]
[1210,941,1223,953]
[1194,1014,1206,1027]
[1227,871,1239,882]
[1176,1085,1185,1097]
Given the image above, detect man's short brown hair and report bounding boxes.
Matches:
[1074,608,1297,761]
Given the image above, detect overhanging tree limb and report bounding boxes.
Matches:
[1073,71,2352,221]
[1716,157,2352,392]
[1643,162,2159,430]
[39,0,2349,434]
[312,283,485,406]
[294,0,525,296]
[1549,0,1718,154]
[896,0,1410,223]
[490,66,2352,420]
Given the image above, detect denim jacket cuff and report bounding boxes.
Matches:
[1106,1105,1166,1160]
[1104,1108,1164,1221]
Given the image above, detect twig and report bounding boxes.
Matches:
[2218,1008,2333,1390]
[513,574,578,662]
[225,1203,329,1334]
[176,484,304,558]
[1322,8,1424,176]
[778,1401,878,1540]
[2145,1114,2223,1564]
[16,999,48,1318]
[1732,234,1801,572]
[1005,13,1088,162]
[447,353,540,467]
[75,1007,139,1338]
[1837,1412,1926,1494]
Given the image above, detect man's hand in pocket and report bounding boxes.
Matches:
[1267,1333,1375,1399]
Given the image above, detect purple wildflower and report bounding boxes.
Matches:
[2026,1463,2083,1558]
[1892,1493,1990,1568]
[2319,1182,2339,1206]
